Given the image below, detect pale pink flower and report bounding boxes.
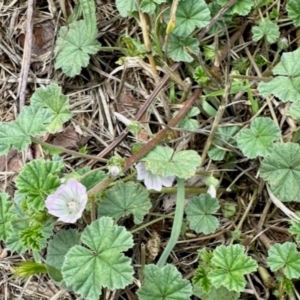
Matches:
[45,179,87,223]
[136,162,175,191]
[109,166,121,177]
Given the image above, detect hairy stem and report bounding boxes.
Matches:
[157,177,185,267]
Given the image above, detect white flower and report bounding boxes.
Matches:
[109,165,121,177]
[136,162,175,191]
[45,179,88,223]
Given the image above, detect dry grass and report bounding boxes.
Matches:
[0,0,299,299]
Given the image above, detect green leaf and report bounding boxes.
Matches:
[80,0,97,36]
[30,83,72,133]
[217,0,254,16]
[15,158,64,210]
[193,285,239,300]
[55,20,101,77]
[62,217,134,300]
[260,142,300,202]
[116,0,137,17]
[289,220,300,242]
[19,221,53,251]
[287,0,300,26]
[0,193,15,241]
[193,267,212,293]
[137,264,193,300]
[0,107,52,155]
[99,182,151,224]
[142,146,201,179]
[185,194,220,234]
[46,229,81,270]
[167,34,199,63]
[252,19,280,44]
[258,49,300,102]
[140,0,166,14]
[237,117,281,158]
[208,126,240,161]
[177,107,200,131]
[267,242,300,279]
[208,244,258,292]
[288,101,300,121]
[76,167,107,190]
[168,0,210,37]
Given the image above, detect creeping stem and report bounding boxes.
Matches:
[157,177,185,267]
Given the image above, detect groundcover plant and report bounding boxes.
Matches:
[2,0,300,299]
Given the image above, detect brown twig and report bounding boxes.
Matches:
[89,88,202,195]
[17,0,35,112]
[86,63,181,166]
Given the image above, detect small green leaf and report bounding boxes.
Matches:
[140,0,166,14]
[267,242,300,279]
[193,267,212,293]
[19,221,53,251]
[0,193,15,241]
[208,244,258,292]
[62,217,134,300]
[99,182,151,224]
[208,126,240,161]
[15,159,64,210]
[208,2,232,33]
[289,220,300,242]
[167,0,210,37]
[193,285,239,300]
[76,167,107,190]
[252,19,280,43]
[30,83,72,133]
[167,35,199,63]
[137,264,193,300]
[116,0,137,17]
[46,229,81,270]
[217,0,254,16]
[185,194,220,234]
[177,107,200,131]
[237,117,281,158]
[55,20,101,77]
[260,142,300,202]
[258,49,300,102]
[287,0,300,26]
[142,146,201,179]
[0,107,52,155]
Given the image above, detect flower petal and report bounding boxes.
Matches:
[136,162,147,180]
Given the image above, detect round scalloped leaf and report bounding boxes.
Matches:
[217,0,254,16]
[142,146,201,179]
[99,181,151,224]
[167,35,199,63]
[237,117,281,158]
[166,0,210,37]
[208,244,258,292]
[137,264,193,300]
[252,20,279,44]
[260,142,300,201]
[62,217,134,300]
[15,158,64,210]
[30,83,72,134]
[267,242,300,279]
[46,229,81,270]
[55,20,101,77]
[185,194,220,234]
[287,0,300,26]
[258,49,300,102]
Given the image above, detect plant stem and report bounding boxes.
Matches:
[157,177,185,268]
